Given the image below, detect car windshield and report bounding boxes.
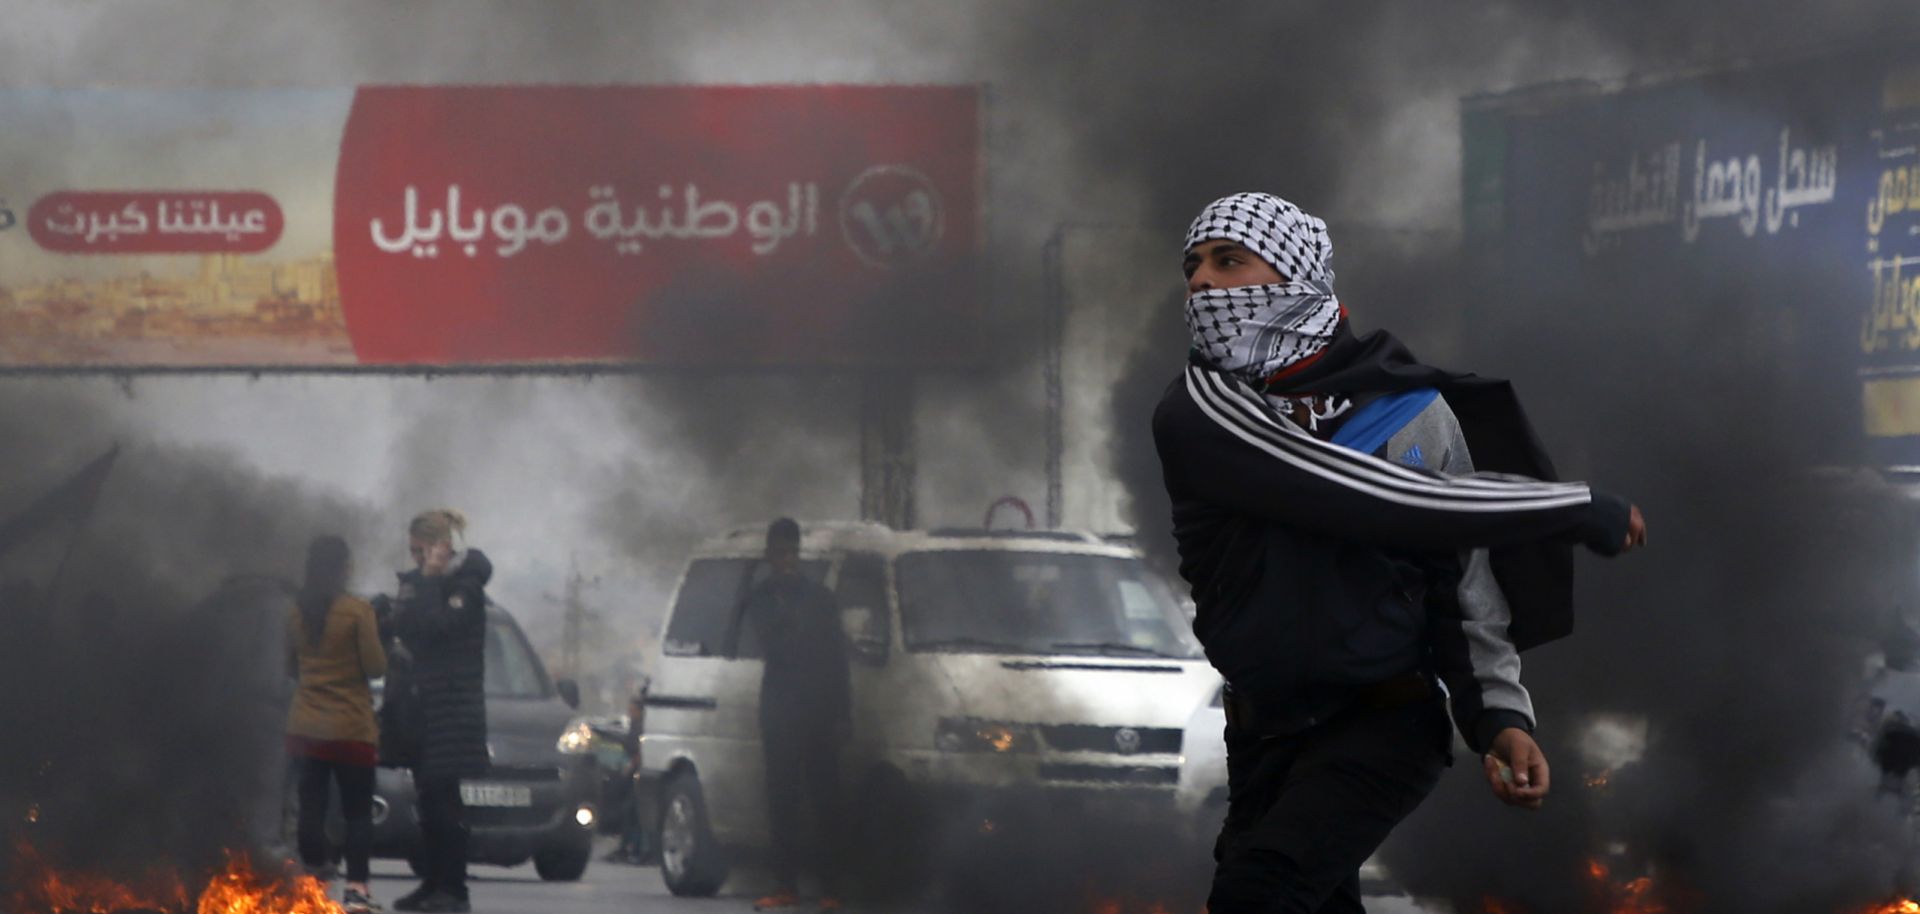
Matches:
[896,550,1201,658]
[485,615,551,699]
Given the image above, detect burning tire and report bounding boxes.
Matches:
[659,771,727,896]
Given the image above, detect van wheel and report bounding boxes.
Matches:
[659,771,727,897]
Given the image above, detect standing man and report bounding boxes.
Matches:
[1153,193,1647,913]
[743,518,852,912]
[391,509,492,914]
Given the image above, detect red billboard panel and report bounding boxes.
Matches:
[333,85,982,367]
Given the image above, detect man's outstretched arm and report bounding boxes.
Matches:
[1155,365,1642,555]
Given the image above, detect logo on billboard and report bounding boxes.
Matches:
[839,164,945,269]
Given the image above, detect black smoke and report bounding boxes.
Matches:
[1089,6,1920,914]
[5,2,1920,911]
[0,380,379,889]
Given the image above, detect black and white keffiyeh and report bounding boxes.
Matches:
[1183,193,1345,391]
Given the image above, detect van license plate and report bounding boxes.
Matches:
[461,783,532,807]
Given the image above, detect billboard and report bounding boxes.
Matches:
[1463,50,1920,466]
[0,86,981,369]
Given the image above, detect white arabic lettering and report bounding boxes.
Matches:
[372,182,825,259]
[1583,143,1682,255]
[575,182,820,256]
[446,184,486,257]
[1763,127,1839,234]
[1664,127,1840,246]
[371,185,444,256]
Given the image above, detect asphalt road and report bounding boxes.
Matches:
[361,837,944,914]
[357,835,1224,914]
[357,837,1438,914]
[364,839,757,914]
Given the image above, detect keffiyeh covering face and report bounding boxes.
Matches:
[1184,192,1345,387]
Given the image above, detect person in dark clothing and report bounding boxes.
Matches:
[743,518,852,912]
[604,685,653,864]
[389,509,492,914]
[1154,193,1647,913]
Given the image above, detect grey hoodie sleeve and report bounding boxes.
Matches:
[1385,395,1536,752]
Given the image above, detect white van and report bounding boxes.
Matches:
[640,522,1221,896]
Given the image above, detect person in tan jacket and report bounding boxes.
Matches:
[286,535,387,914]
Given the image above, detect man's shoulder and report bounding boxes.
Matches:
[1152,368,1222,439]
[1387,392,1469,472]
[1153,371,1191,413]
[1422,391,1465,431]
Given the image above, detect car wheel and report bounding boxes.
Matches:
[534,835,592,882]
[658,771,727,897]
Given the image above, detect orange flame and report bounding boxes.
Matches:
[193,851,343,914]
[8,840,191,914]
[1581,856,1671,914]
[7,841,343,914]
[1081,896,1193,914]
[1481,897,1527,914]
[1857,901,1920,914]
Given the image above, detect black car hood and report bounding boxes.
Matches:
[485,695,576,768]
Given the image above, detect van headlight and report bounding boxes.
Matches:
[556,720,595,755]
[935,718,1036,753]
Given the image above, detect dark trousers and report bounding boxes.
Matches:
[620,779,653,857]
[416,776,470,900]
[762,724,844,894]
[296,758,376,883]
[1208,695,1451,914]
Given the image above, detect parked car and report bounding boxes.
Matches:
[639,522,1221,897]
[367,602,600,881]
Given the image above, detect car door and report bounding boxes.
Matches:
[649,556,758,842]
[658,554,831,846]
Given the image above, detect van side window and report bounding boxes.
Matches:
[663,559,754,657]
[732,559,832,660]
[836,553,890,654]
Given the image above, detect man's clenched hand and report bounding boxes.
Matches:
[1484,728,1550,810]
[1623,504,1648,553]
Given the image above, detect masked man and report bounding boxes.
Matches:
[1152,193,1647,913]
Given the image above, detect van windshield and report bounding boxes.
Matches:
[896,551,1201,659]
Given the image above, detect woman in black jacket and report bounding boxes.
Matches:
[389,509,492,914]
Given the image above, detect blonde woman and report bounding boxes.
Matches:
[286,535,387,914]
[389,510,491,914]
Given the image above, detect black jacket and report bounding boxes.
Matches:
[1153,363,1630,722]
[740,571,851,737]
[394,549,492,782]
